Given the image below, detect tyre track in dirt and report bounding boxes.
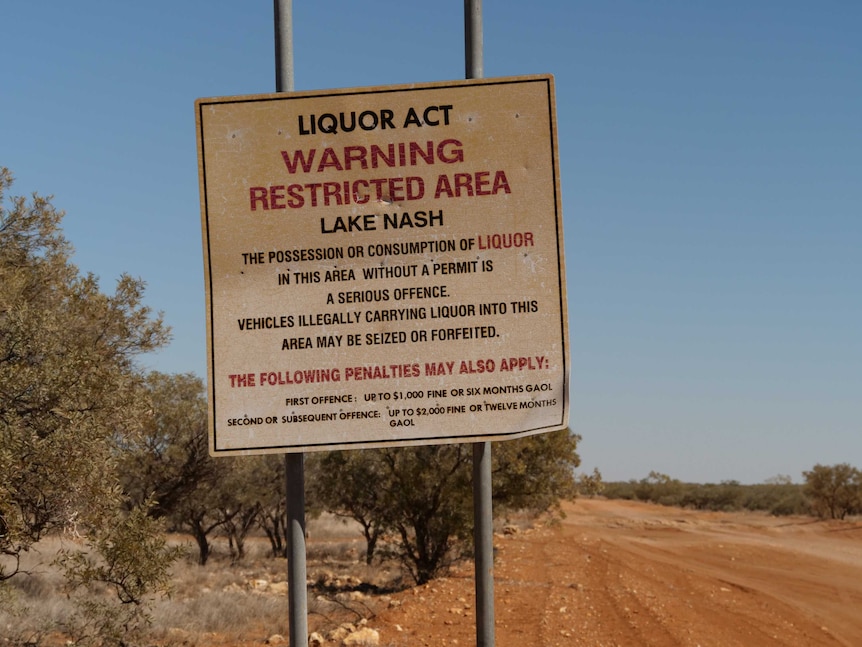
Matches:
[558,535,683,646]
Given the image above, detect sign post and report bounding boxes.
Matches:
[464,2,496,645]
[272,3,308,646]
[196,7,567,646]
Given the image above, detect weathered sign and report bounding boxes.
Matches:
[196,74,568,454]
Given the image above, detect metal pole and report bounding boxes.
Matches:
[466,4,494,644]
[465,0,484,80]
[275,0,294,92]
[472,442,495,646]
[275,3,306,646]
[285,453,307,646]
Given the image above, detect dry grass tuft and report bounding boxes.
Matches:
[0,515,410,644]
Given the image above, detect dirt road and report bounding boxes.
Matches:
[376,498,862,646]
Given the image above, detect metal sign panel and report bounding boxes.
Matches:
[196,75,568,454]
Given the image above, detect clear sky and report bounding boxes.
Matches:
[3,1,859,484]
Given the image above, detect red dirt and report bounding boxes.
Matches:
[374,498,862,646]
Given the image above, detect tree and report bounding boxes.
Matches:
[308,445,472,582]
[214,456,266,564]
[309,429,581,584]
[173,483,227,566]
[120,373,292,565]
[634,471,683,505]
[492,429,581,512]
[118,371,234,565]
[577,468,605,498]
[55,505,181,643]
[307,450,391,565]
[119,372,214,519]
[0,168,175,621]
[378,444,474,584]
[803,463,861,520]
[251,455,290,558]
[765,474,794,486]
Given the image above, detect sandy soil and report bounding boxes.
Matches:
[373,498,862,647]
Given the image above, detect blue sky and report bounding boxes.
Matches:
[3,1,859,484]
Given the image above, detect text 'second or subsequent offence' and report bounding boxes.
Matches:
[196,75,569,454]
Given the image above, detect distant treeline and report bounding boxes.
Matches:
[601,467,862,518]
[603,476,807,515]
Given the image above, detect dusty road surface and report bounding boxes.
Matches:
[375,498,862,647]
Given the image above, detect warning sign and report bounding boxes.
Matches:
[195,74,568,454]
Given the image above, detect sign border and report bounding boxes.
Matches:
[196,74,568,454]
